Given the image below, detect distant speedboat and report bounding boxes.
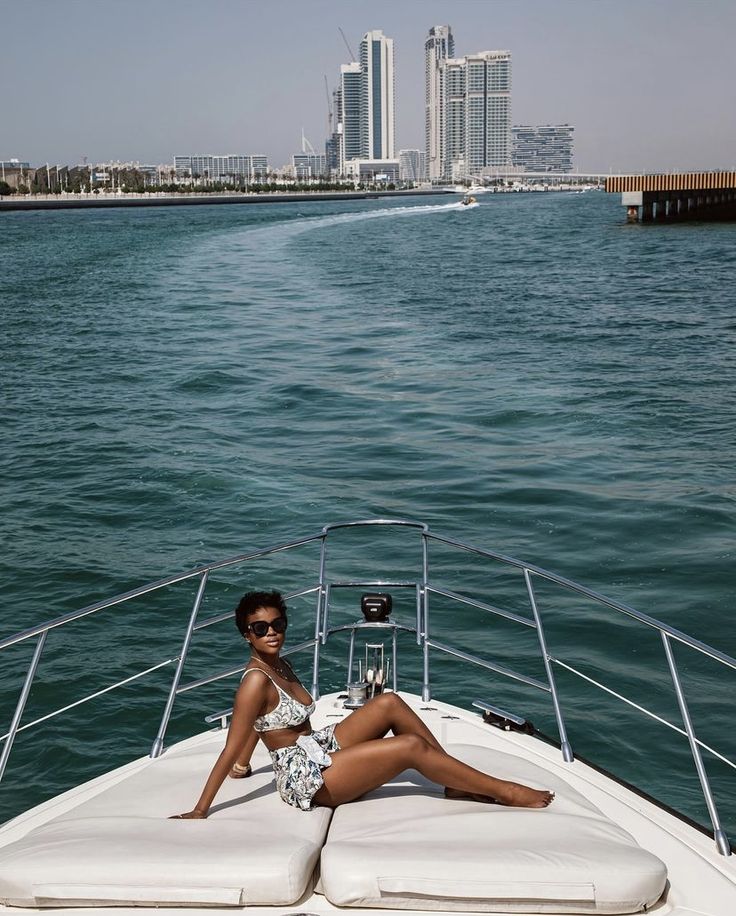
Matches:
[460,195,478,208]
[454,183,488,195]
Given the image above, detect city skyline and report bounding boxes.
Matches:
[2,0,735,173]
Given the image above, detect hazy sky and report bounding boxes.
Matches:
[3,0,735,172]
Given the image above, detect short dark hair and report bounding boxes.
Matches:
[235,590,288,637]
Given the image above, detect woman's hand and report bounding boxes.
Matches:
[175,675,267,819]
[170,809,207,819]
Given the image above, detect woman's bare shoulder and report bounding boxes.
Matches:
[236,667,273,703]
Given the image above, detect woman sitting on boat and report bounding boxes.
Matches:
[173,591,554,818]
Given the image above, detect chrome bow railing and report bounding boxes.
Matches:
[1,519,734,855]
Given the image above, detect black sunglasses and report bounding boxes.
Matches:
[247,617,288,638]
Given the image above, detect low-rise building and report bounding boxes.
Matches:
[174,155,269,183]
[344,158,400,183]
[0,160,32,191]
[292,154,328,180]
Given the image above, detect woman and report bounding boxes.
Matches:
[173,591,554,818]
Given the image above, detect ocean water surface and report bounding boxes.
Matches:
[1,192,734,833]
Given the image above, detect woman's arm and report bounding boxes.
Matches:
[172,674,267,818]
[230,726,259,776]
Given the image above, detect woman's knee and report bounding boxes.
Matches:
[394,733,430,760]
[373,692,405,715]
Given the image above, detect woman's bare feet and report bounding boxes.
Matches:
[444,787,498,804]
[445,782,554,808]
[229,762,252,779]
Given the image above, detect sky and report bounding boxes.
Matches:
[2,0,735,173]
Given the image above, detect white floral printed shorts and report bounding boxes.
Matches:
[270,724,340,811]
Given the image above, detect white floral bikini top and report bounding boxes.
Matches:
[241,667,316,733]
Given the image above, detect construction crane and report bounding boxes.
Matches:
[338,27,357,61]
[324,75,333,135]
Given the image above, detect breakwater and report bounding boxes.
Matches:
[606,171,736,221]
[0,188,446,213]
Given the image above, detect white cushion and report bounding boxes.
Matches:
[0,740,332,907]
[319,744,667,914]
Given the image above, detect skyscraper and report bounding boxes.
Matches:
[339,62,362,173]
[330,29,395,174]
[359,30,395,160]
[326,85,342,173]
[442,57,467,180]
[425,27,512,180]
[425,26,454,180]
[441,51,512,177]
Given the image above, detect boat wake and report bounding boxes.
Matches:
[187,198,478,291]
[234,200,473,247]
[276,199,473,237]
[310,199,471,223]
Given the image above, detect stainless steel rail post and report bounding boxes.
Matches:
[0,631,47,785]
[392,626,398,692]
[524,569,573,763]
[421,533,431,701]
[415,583,422,647]
[347,627,356,685]
[312,536,328,700]
[150,571,209,758]
[661,631,731,856]
[321,584,332,645]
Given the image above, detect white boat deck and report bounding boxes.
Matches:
[1,692,733,916]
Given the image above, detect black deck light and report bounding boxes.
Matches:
[361,593,392,622]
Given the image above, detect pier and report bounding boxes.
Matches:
[606,172,736,222]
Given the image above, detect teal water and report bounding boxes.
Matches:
[1,193,734,833]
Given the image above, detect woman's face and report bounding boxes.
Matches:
[245,605,287,657]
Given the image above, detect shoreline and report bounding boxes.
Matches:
[0,188,449,213]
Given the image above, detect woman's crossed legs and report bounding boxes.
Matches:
[333,691,444,750]
[315,694,553,809]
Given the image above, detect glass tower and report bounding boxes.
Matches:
[425,26,454,180]
[439,50,512,179]
[339,63,363,173]
[359,30,395,161]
